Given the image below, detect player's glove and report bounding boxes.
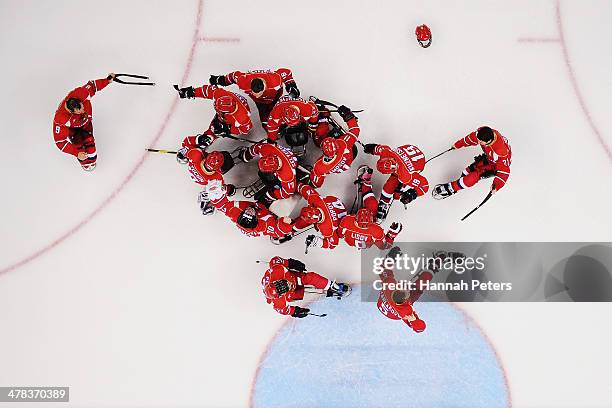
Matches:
[212,119,231,136]
[285,81,300,98]
[174,85,195,99]
[287,258,306,272]
[176,147,189,164]
[399,188,418,205]
[195,134,215,148]
[209,75,228,86]
[363,143,377,154]
[291,306,310,318]
[337,105,355,122]
[305,235,323,248]
[226,184,236,197]
[106,73,116,81]
[386,222,403,240]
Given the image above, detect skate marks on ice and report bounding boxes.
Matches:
[250,286,509,408]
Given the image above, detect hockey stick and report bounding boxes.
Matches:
[146,148,177,154]
[425,147,453,164]
[324,109,364,113]
[113,73,155,86]
[461,191,493,221]
[221,134,260,144]
[308,312,327,317]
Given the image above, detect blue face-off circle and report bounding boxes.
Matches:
[252,286,509,408]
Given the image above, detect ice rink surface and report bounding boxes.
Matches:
[1,0,612,407]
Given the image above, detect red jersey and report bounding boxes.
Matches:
[248,143,297,199]
[337,217,397,250]
[218,199,293,238]
[52,77,111,156]
[193,85,253,135]
[373,144,429,196]
[376,266,431,333]
[223,68,294,104]
[453,129,512,191]
[296,183,347,249]
[261,256,330,316]
[266,96,319,141]
[310,117,360,188]
[184,147,230,207]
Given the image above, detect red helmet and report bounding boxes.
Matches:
[415,24,432,48]
[258,155,281,173]
[411,318,426,333]
[204,151,225,172]
[214,95,238,114]
[283,105,302,127]
[300,205,322,224]
[186,148,204,164]
[377,157,397,174]
[264,282,280,299]
[355,208,373,228]
[320,137,338,157]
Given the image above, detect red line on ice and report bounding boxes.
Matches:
[555,0,612,161]
[0,0,207,276]
[200,36,240,43]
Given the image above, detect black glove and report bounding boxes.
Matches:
[209,75,228,86]
[337,105,355,122]
[212,119,231,136]
[195,134,214,148]
[285,81,300,98]
[287,258,306,272]
[176,148,188,164]
[399,188,418,205]
[291,306,310,318]
[363,143,377,154]
[226,184,236,197]
[174,85,195,99]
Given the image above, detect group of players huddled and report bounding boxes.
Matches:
[52,67,512,331]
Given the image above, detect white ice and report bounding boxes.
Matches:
[1,0,611,406]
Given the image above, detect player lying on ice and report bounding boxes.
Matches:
[53,73,116,171]
[309,105,361,188]
[362,142,429,223]
[433,126,511,199]
[262,256,350,318]
[376,247,433,333]
[176,144,238,215]
[240,142,298,207]
[208,68,299,130]
[292,183,347,250]
[217,197,293,243]
[327,166,403,251]
[174,83,253,146]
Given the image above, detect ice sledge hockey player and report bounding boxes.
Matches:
[265,95,319,143]
[309,105,361,188]
[433,126,511,199]
[53,73,116,171]
[262,256,350,318]
[217,198,293,242]
[208,68,299,129]
[293,183,347,250]
[362,143,429,223]
[177,143,237,215]
[240,142,298,206]
[336,166,403,250]
[174,83,253,142]
[376,247,432,333]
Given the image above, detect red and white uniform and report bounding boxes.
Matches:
[310,116,361,188]
[224,68,294,105]
[377,265,431,333]
[293,183,347,249]
[183,147,229,208]
[266,96,319,141]
[372,144,429,203]
[53,77,111,166]
[452,129,512,191]
[262,256,331,316]
[217,199,293,238]
[193,84,253,136]
[244,143,297,200]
